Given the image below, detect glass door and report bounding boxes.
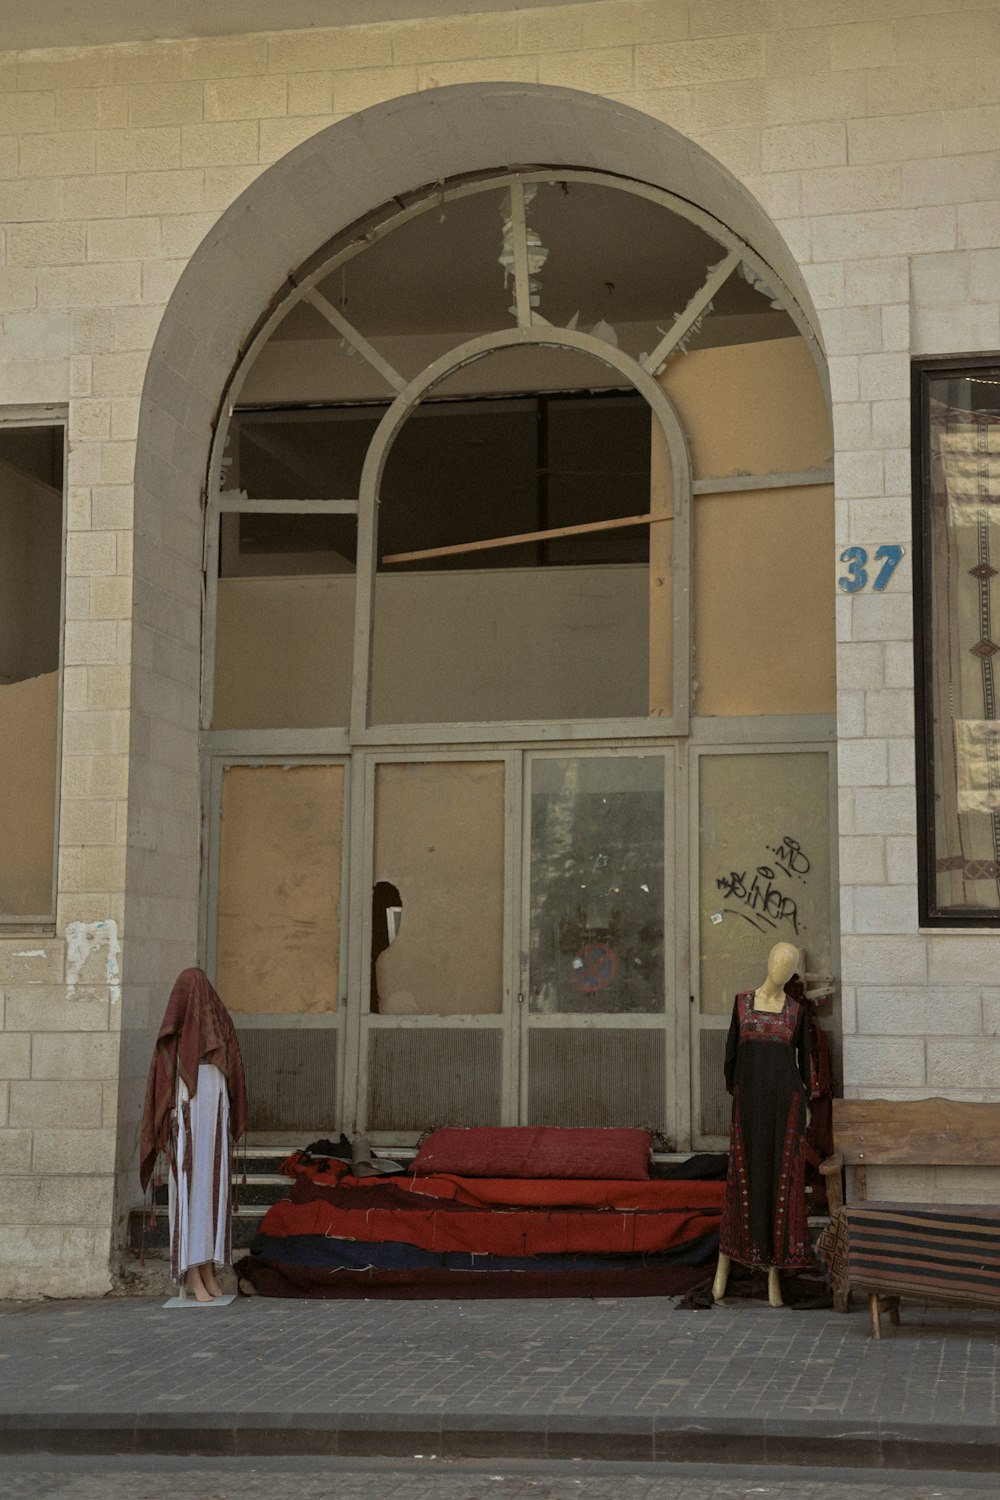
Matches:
[353,752,517,1143]
[204,756,349,1137]
[520,750,676,1137]
[692,744,836,1145]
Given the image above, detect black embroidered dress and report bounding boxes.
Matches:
[719,988,812,1270]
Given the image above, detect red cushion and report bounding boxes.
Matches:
[410,1126,651,1180]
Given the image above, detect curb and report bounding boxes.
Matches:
[1,1413,998,1471]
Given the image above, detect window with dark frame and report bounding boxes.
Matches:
[915,357,1000,924]
[0,422,64,921]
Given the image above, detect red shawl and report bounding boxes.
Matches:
[139,967,248,1191]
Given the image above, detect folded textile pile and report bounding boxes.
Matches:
[236,1128,725,1300]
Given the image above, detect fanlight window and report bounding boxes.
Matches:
[206,170,830,740]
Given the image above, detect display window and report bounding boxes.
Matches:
[915,357,1000,924]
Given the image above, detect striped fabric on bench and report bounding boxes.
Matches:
[821,1202,1000,1308]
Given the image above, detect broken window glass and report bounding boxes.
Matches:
[0,424,63,918]
[529,755,665,1015]
[527,181,724,362]
[372,761,504,1015]
[230,407,383,500]
[314,186,513,380]
[370,356,658,726]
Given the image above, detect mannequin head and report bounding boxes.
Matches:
[766,941,799,989]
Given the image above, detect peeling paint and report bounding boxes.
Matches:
[12,949,46,958]
[66,919,122,1004]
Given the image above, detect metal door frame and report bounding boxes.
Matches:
[200,751,351,1136]
[517,744,684,1144]
[195,166,837,1146]
[344,745,520,1141]
[688,732,840,1149]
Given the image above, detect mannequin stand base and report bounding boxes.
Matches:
[163,1293,236,1309]
[712,1254,783,1307]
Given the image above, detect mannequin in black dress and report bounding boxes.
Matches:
[712,941,812,1307]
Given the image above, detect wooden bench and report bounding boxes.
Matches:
[819,1097,1000,1337]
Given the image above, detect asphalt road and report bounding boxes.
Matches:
[0,1457,993,1499]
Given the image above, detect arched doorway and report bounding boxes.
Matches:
[127,88,836,1157]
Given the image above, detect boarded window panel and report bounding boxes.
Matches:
[655,335,834,719]
[698,752,831,1016]
[371,567,647,725]
[216,764,342,1014]
[373,761,504,1016]
[214,576,354,729]
[693,484,836,716]
[660,336,831,480]
[216,568,650,729]
[0,672,58,916]
[213,512,355,730]
[0,437,63,919]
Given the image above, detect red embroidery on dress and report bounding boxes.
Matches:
[736,991,798,1041]
[772,1089,812,1269]
[720,992,812,1271]
[720,1085,751,1260]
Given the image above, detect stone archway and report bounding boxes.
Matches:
[118,82,827,1219]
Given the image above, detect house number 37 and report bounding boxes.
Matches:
[837,545,904,593]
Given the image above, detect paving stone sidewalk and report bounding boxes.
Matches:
[1,1294,999,1471]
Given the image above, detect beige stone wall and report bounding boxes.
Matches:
[0,931,119,1297]
[2,1,1000,1291]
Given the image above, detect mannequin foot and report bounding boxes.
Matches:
[184,1265,214,1303]
[201,1264,224,1298]
[767,1266,784,1308]
[711,1253,730,1301]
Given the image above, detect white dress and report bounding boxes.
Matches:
[168,1062,231,1279]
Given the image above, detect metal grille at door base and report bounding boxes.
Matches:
[527,1029,666,1130]
[367,1028,503,1133]
[237,1027,338,1134]
[699,1028,729,1138]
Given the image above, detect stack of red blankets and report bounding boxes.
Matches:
[237,1127,724,1299]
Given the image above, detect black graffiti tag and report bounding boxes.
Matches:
[715,864,801,935]
[766,834,811,880]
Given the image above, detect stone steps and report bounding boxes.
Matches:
[127,1145,296,1256]
[126,1143,414,1257]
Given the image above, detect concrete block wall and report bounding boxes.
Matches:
[2,0,1000,1291]
[0,929,120,1296]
